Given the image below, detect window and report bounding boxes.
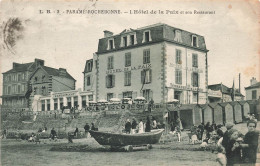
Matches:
[124,71,131,86]
[143,49,150,64]
[123,36,127,47]
[54,99,58,110]
[125,52,131,67]
[18,74,22,81]
[192,35,198,47]
[176,49,182,64]
[67,97,71,108]
[141,69,152,84]
[142,30,152,43]
[108,39,114,50]
[41,100,45,111]
[74,97,78,108]
[107,56,114,69]
[192,54,198,67]
[88,95,93,101]
[143,89,151,101]
[42,75,45,81]
[87,76,91,86]
[123,91,132,98]
[174,30,182,42]
[8,75,11,82]
[8,86,11,94]
[34,77,38,82]
[87,62,92,72]
[252,90,257,100]
[18,85,21,93]
[193,92,198,103]
[174,91,181,101]
[130,35,135,45]
[82,96,86,107]
[33,87,37,94]
[175,69,182,84]
[42,86,46,95]
[192,72,199,87]
[21,84,25,92]
[106,74,115,88]
[107,93,113,101]
[47,100,50,111]
[59,98,63,109]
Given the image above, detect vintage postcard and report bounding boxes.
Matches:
[0,0,259,165]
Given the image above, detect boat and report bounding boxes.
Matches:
[89,129,164,147]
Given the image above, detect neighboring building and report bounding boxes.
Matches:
[1,59,44,109]
[29,65,76,110]
[83,57,97,102]
[208,83,244,103]
[245,77,260,100]
[91,23,209,104]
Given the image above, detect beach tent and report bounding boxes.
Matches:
[200,104,213,125]
[209,103,224,125]
[238,101,250,120]
[219,102,234,124]
[229,101,242,123]
[174,104,202,129]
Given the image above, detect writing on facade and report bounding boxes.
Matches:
[106,63,151,74]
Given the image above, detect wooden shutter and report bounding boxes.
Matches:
[198,74,200,87]
[149,69,152,83]
[129,72,131,85]
[141,70,144,83]
[112,75,115,87]
[106,75,108,88]
[180,70,182,84]
[191,73,194,86]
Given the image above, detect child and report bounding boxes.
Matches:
[216,146,227,166]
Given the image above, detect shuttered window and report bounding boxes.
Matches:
[191,72,199,87]
[192,53,198,67]
[143,49,150,64]
[176,49,182,64]
[141,69,152,84]
[106,75,115,88]
[175,69,182,84]
[124,71,131,86]
[107,56,114,69]
[125,52,131,67]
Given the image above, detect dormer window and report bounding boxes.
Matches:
[107,38,115,50]
[142,30,152,43]
[120,36,128,47]
[34,77,38,82]
[174,30,182,43]
[192,35,198,47]
[130,35,135,45]
[87,62,92,72]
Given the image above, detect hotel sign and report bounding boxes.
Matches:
[208,89,222,98]
[53,92,77,98]
[169,83,203,92]
[106,63,151,74]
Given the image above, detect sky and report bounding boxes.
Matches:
[0,0,259,103]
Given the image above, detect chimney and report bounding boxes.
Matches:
[103,30,113,38]
[250,77,257,85]
[35,59,45,67]
[13,62,19,69]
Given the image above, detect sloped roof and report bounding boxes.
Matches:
[237,101,248,105]
[218,102,232,107]
[208,83,244,96]
[42,66,75,81]
[3,62,33,74]
[208,102,220,108]
[83,59,93,73]
[245,82,260,90]
[229,101,241,106]
[175,104,200,111]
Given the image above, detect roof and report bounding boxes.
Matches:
[30,66,76,81]
[175,104,200,111]
[83,59,93,73]
[97,23,208,54]
[245,82,260,90]
[3,62,33,74]
[229,101,241,106]
[218,102,232,107]
[208,83,244,96]
[237,101,248,105]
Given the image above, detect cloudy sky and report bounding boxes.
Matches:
[0,0,259,101]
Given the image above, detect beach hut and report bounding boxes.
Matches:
[237,101,250,120]
[219,102,234,124]
[200,104,213,125]
[229,101,243,123]
[209,103,224,125]
[247,100,258,115]
[175,104,202,129]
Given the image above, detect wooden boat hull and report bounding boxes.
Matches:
[89,129,164,146]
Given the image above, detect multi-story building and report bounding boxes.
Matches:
[245,77,260,100]
[87,23,209,104]
[1,59,44,108]
[29,65,76,111]
[208,83,244,103]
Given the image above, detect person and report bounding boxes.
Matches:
[148,98,154,112]
[205,122,212,139]
[2,129,7,139]
[74,127,79,137]
[222,122,234,150]
[91,123,95,131]
[240,120,259,165]
[198,123,204,141]
[131,118,137,134]
[190,125,198,144]
[225,128,242,165]
[216,146,227,166]
[170,126,181,142]
[84,123,90,137]
[145,116,151,132]
[138,119,144,133]
[152,117,157,129]
[50,128,57,140]
[125,119,132,134]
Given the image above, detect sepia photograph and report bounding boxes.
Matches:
[0,0,259,165]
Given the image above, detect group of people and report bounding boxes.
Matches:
[124,116,158,134]
[215,120,259,166]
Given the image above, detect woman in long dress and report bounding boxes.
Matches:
[138,119,144,133]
